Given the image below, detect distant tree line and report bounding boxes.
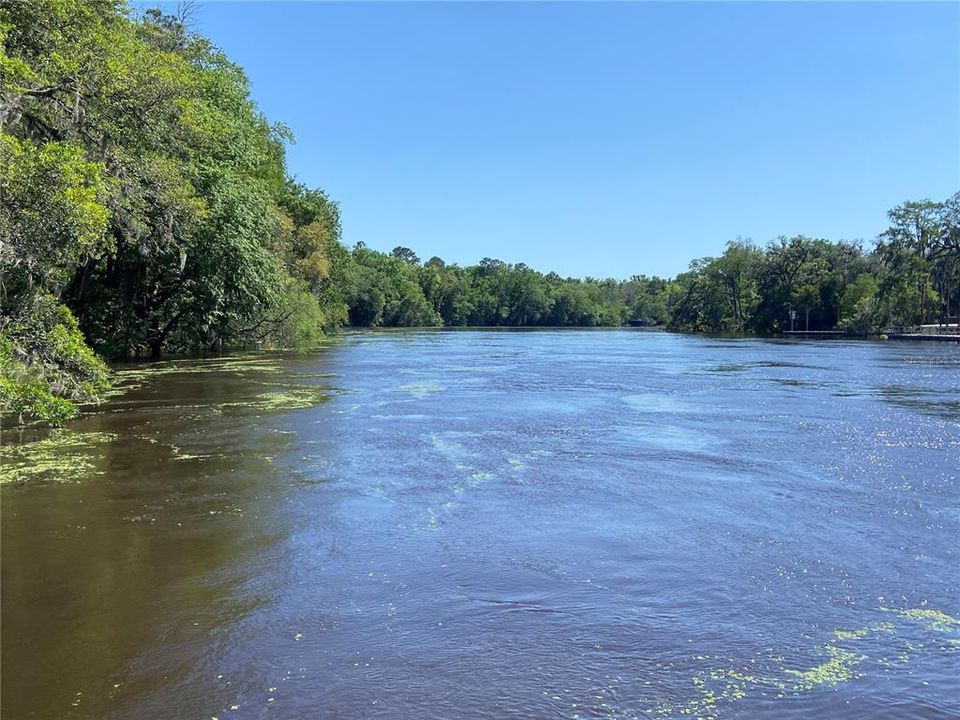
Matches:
[329,193,960,336]
[1,1,957,426]
[334,246,628,328]
[659,197,960,335]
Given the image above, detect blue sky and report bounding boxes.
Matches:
[173,2,957,279]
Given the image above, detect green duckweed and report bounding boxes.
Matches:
[0,430,117,484]
[785,645,865,690]
[834,628,870,641]
[898,608,960,632]
[648,608,954,718]
[240,388,331,412]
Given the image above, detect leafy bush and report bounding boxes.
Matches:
[0,293,109,426]
[838,297,883,336]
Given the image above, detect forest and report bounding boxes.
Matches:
[1,0,958,425]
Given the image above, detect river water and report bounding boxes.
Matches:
[2,330,959,720]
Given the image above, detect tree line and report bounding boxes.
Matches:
[1,1,957,425]
[660,198,960,336]
[332,192,960,337]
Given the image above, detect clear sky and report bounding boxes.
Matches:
[171,1,957,279]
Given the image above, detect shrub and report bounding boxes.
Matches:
[0,292,110,426]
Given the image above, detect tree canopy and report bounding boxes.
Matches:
[1,0,342,422]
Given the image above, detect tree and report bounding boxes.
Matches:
[391,246,420,265]
[876,200,943,326]
[628,276,669,326]
[712,240,761,330]
[0,135,111,298]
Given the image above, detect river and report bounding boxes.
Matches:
[2,330,959,720]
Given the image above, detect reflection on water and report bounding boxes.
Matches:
[2,332,959,720]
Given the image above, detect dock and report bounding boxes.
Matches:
[887,333,960,343]
[886,323,960,342]
[783,329,960,342]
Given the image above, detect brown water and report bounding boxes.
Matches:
[2,331,959,720]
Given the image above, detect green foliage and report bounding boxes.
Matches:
[1,0,347,363]
[875,198,959,327]
[1,0,351,425]
[626,275,670,327]
[0,293,109,426]
[0,135,111,296]
[322,190,959,335]
[332,246,633,328]
[272,180,349,332]
[342,246,441,327]
[663,235,891,335]
[251,278,327,351]
[838,298,881,336]
[840,274,879,323]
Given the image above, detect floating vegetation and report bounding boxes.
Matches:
[649,608,958,719]
[785,645,865,690]
[99,356,328,413]
[833,622,895,641]
[653,668,771,720]
[115,356,284,381]
[0,430,117,484]
[234,387,332,413]
[163,386,334,416]
[833,628,870,641]
[897,607,960,633]
[0,378,325,484]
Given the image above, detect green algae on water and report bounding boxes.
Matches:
[207,386,332,415]
[103,356,291,402]
[898,608,960,633]
[785,645,865,690]
[879,604,960,633]
[116,356,284,381]
[652,666,783,720]
[646,612,936,719]
[242,387,331,412]
[833,628,870,641]
[0,430,118,484]
[832,621,897,643]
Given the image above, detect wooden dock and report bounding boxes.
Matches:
[887,333,960,343]
[782,330,960,342]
